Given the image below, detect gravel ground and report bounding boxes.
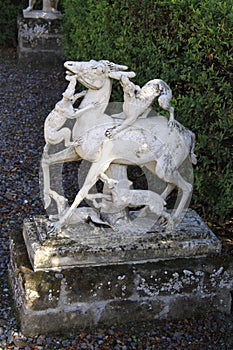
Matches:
[0,53,233,349]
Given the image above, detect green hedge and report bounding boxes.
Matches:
[0,0,27,47]
[63,0,233,222]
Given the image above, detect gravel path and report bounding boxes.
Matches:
[0,56,233,349]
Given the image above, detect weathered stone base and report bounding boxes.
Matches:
[17,15,64,66]
[23,10,62,20]
[23,210,221,271]
[9,227,233,336]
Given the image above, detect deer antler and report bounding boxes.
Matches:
[100,60,129,71]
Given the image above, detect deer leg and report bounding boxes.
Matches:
[48,189,69,216]
[54,158,114,231]
[160,183,175,200]
[41,147,79,209]
[155,158,192,224]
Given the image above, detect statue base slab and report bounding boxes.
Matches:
[23,210,221,271]
[9,224,232,336]
[23,10,61,20]
[17,15,64,66]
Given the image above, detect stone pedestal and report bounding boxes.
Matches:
[9,210,233,336]
[23,10,62,20]
[23,210,221,271]
[17,14,64,66]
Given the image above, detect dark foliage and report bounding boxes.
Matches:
[0,0,27,46]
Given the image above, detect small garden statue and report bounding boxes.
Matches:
[24,0,59,13]
[41,60,197,233]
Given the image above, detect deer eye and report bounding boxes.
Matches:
[93,65,105,74]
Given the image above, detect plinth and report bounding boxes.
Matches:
[23,210,221,271]
[9,210,233,336]
[17,14,64,66]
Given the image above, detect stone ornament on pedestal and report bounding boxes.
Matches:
[17,0,63,65]
[9,60,232,336]
[23,0,61,19]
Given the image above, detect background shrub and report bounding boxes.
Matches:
[62,0,233,223]
[0,0,27,47]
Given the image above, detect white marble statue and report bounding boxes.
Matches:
[24,0,59,13]
[41,60,197,232]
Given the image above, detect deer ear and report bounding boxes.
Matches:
[92,64,106,74]
[108,71,121,80]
